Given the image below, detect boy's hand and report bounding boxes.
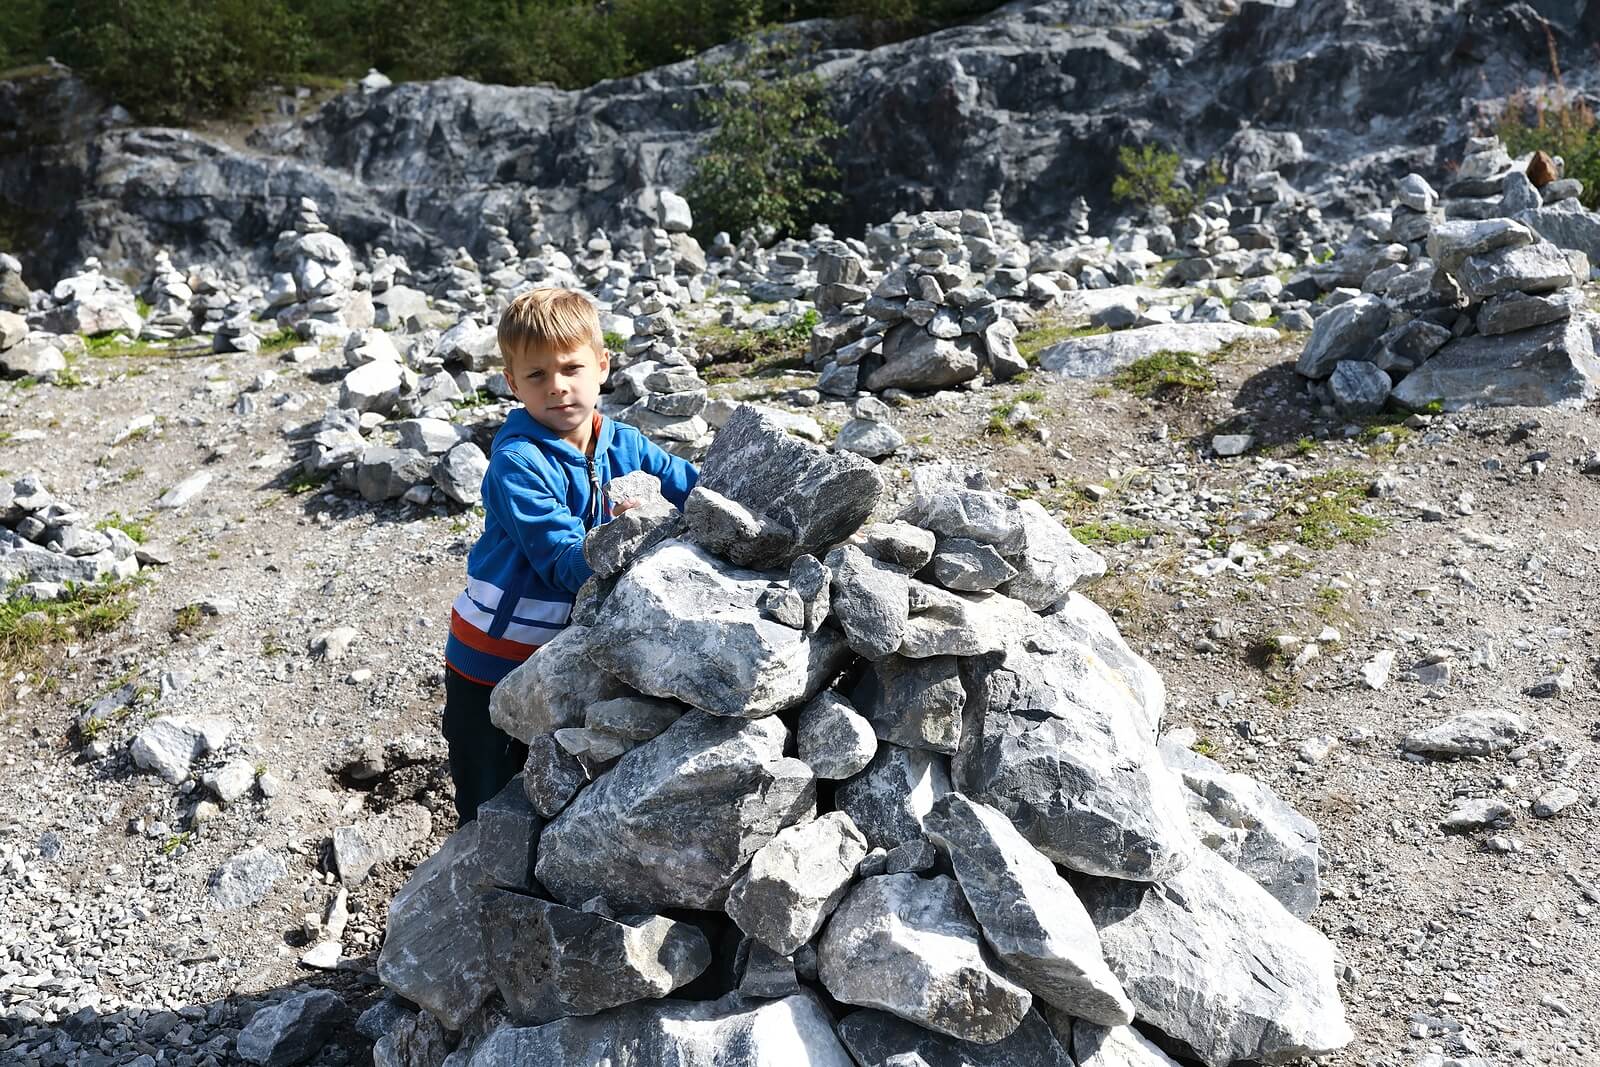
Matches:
[611,498,642,516]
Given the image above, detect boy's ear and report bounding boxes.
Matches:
[595,344,611,381]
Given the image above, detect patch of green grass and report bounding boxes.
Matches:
[1015,318,1109,363]
[0,576,146,677]
[160,831,192,856]
[285,469,331,495]
[1264,683,1298,708]
[55,365,86,388]
[694,309,820,379]
[1290,436,1317,456]
[1014,387,1046,404]
[1191,736,1219,757]
[1071,521,1152,546]
[95,512,149,544]
[84,333,169,359]
[603,331,628,351]
[260,328,301,353]
[171,603,204,636]
[1289,471,1388,549]
[1110,350,1217,400]
[135,297,152,319]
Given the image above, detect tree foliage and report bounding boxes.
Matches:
[1496,89,1600,210]
[686,32,843,241]
[1111,143,1226,219]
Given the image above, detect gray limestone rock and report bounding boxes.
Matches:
[237,990,349,1067]
[835,418,905,459]
[1396,173,1438,213]
[725,811,869,955]
[475,776,542,892]
[1159,739,1321,919]
[1426,217,1535,273]
[839,1008,1074,1067]
[377,823,494,1029]
[463,991,854,1067]
[834,742,951,851]
[522,733,588,818]
[333,805,434,887]
[953,610,1191,881]
[1294,293,1389,378]
[340,359,406,414]
[535,711,815,911]
[696,406,884,566]
[735,939,801,999]
[480,890,710,1024]
[900,467,1027,552]
[1455,239,1573,299]
[358,446,433,502]
[587,540,852,717]
[1328,358,1391,416]
[1374,318,1451,373]
[490,624,627,742]
[1072,1021,1184,1067]
[209,847,288,911]
[925,793,1133,1025]
[850,654,965,754]
[899,581,1035,659]
[682,486,796,568]
[819,873,1032,1043]
[796,691,878,779]
[1516,198,1600,267]
[585,694,684,744]
[130,715,231,782]
[1400,710,1527,757]
[1391,315,1600,411]
[789,553,831,633]
[859,521,937,571]
[997,499,1106,609]
[928,537,1018,592]
[825,544,910,660]
[0,338,66,381]
[584,473,680,579]
[1078,847,1353,1067]
[1476,288,1582,335]
[865,322,982,391]
[1039,322,1275,378]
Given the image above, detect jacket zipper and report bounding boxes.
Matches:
[586,457,602,530]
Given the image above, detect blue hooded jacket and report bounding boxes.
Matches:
[445,408,697,684]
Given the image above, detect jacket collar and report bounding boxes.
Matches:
[498,408,613,463]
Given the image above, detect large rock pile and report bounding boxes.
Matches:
[267,197,373,342]
[368,407,1352,1066]
[1295,166,1599,413]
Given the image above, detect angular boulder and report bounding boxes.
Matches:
[834,742,951,851]
[490,624,627,742]
[586,540,853,717]
[725,811,869,955]
[1294,294,1389,378]
[535,711,815,910]
[1391,315,1600,411]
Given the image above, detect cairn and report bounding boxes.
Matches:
[365,407,1353,1067]
[269,197,373,340]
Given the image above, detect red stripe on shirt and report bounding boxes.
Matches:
[450,608,542,662]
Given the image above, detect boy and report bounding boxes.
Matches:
[443,287,698,823]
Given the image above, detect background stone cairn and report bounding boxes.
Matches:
[1295,156,1599,415]
[0,472,155,596]
[365,407,1353,1067]
[267,197,374,342]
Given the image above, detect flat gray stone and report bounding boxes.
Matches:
[490,624,627,742]
[998,499,1106,609]
[208,847,288,911]
[858,521,937,571]
[535,711,815,911]
[1455,239,1573,299]
[1477,288,1582,336]
[587,540,853,718]
[1400,710,1527,757]
[834,742,951,851]
[480,890,710,1024]
[1072,1021,1184,1067]
[130,716,231,783]
[1516,199,1600,266]
[850,654,965,753]
[925,793,1133,1025]
[1426,217,1535,273]
[1040,322,1275,378]
[463,991,854,1067]
[1391,315,1600,411]
[1078,847,1353,1067]
[899,581,1034,659]
[865,321,982,391]
[929,537,1018,592]
[682,485,795,568]
[332,804,433,887]
[819,873,1032,1043]
[726,811,869,955]
[1295,294,1389,378]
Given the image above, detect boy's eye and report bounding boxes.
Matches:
[526,370,543,380]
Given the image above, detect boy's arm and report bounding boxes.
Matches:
[632,437,700,509]
[481,453,593,595]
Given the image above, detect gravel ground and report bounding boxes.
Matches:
[0,318,1594,1066]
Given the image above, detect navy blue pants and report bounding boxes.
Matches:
[442,669,527,825]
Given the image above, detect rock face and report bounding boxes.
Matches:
[1078,847,1354,1067]
[818,874,1032,1043]
[534,712,815,910]
[10,1,1575,280]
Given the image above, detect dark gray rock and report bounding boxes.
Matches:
[480,890,710,1024]
[377,823,493,1029]
[475,775,542,892]
[824,544,909,660]
[357,446,433,503]
[1455,238,1573,299]
[838,1008,1074,1067]
[1078,847,1353,1067]
[237,990,349,1067]
[462,991,853,1067]
[1159,739,1321,920]
[865,322,981,391]
[535,711,815,910]
[522,733,589,818]
[819,873,1031,1043]
[796,690,877,779]
[924,793,1133,1025]
[789,553,831,633]
[834,742,950,851]
[850,654,964,754]
[491,624,628,742]
[433,441,489,507]
[735,939,802,999]
[928,537,1017,592]
[1391,314,1600,411]
[725,811,868,955]
[682,485,796,568]
[587,540,852,717]
[1476,288,1581,335]
[858,521,937,571]
[696,406,883,567]
[1328,358,1391,416]
[1294,293,1388,378]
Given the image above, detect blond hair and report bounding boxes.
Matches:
[497,287,604,370]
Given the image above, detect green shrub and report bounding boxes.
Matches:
[686,32,842,240]
[1111,144,1226,219]
[1496,89,1600,210]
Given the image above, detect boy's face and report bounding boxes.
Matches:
[505,341,610,449]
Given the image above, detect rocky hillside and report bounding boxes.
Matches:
[2,0,1593,280]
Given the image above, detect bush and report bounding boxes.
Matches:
[686,32,842,240]
[1111,143,1225,219]
[1496,89,1600,210]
